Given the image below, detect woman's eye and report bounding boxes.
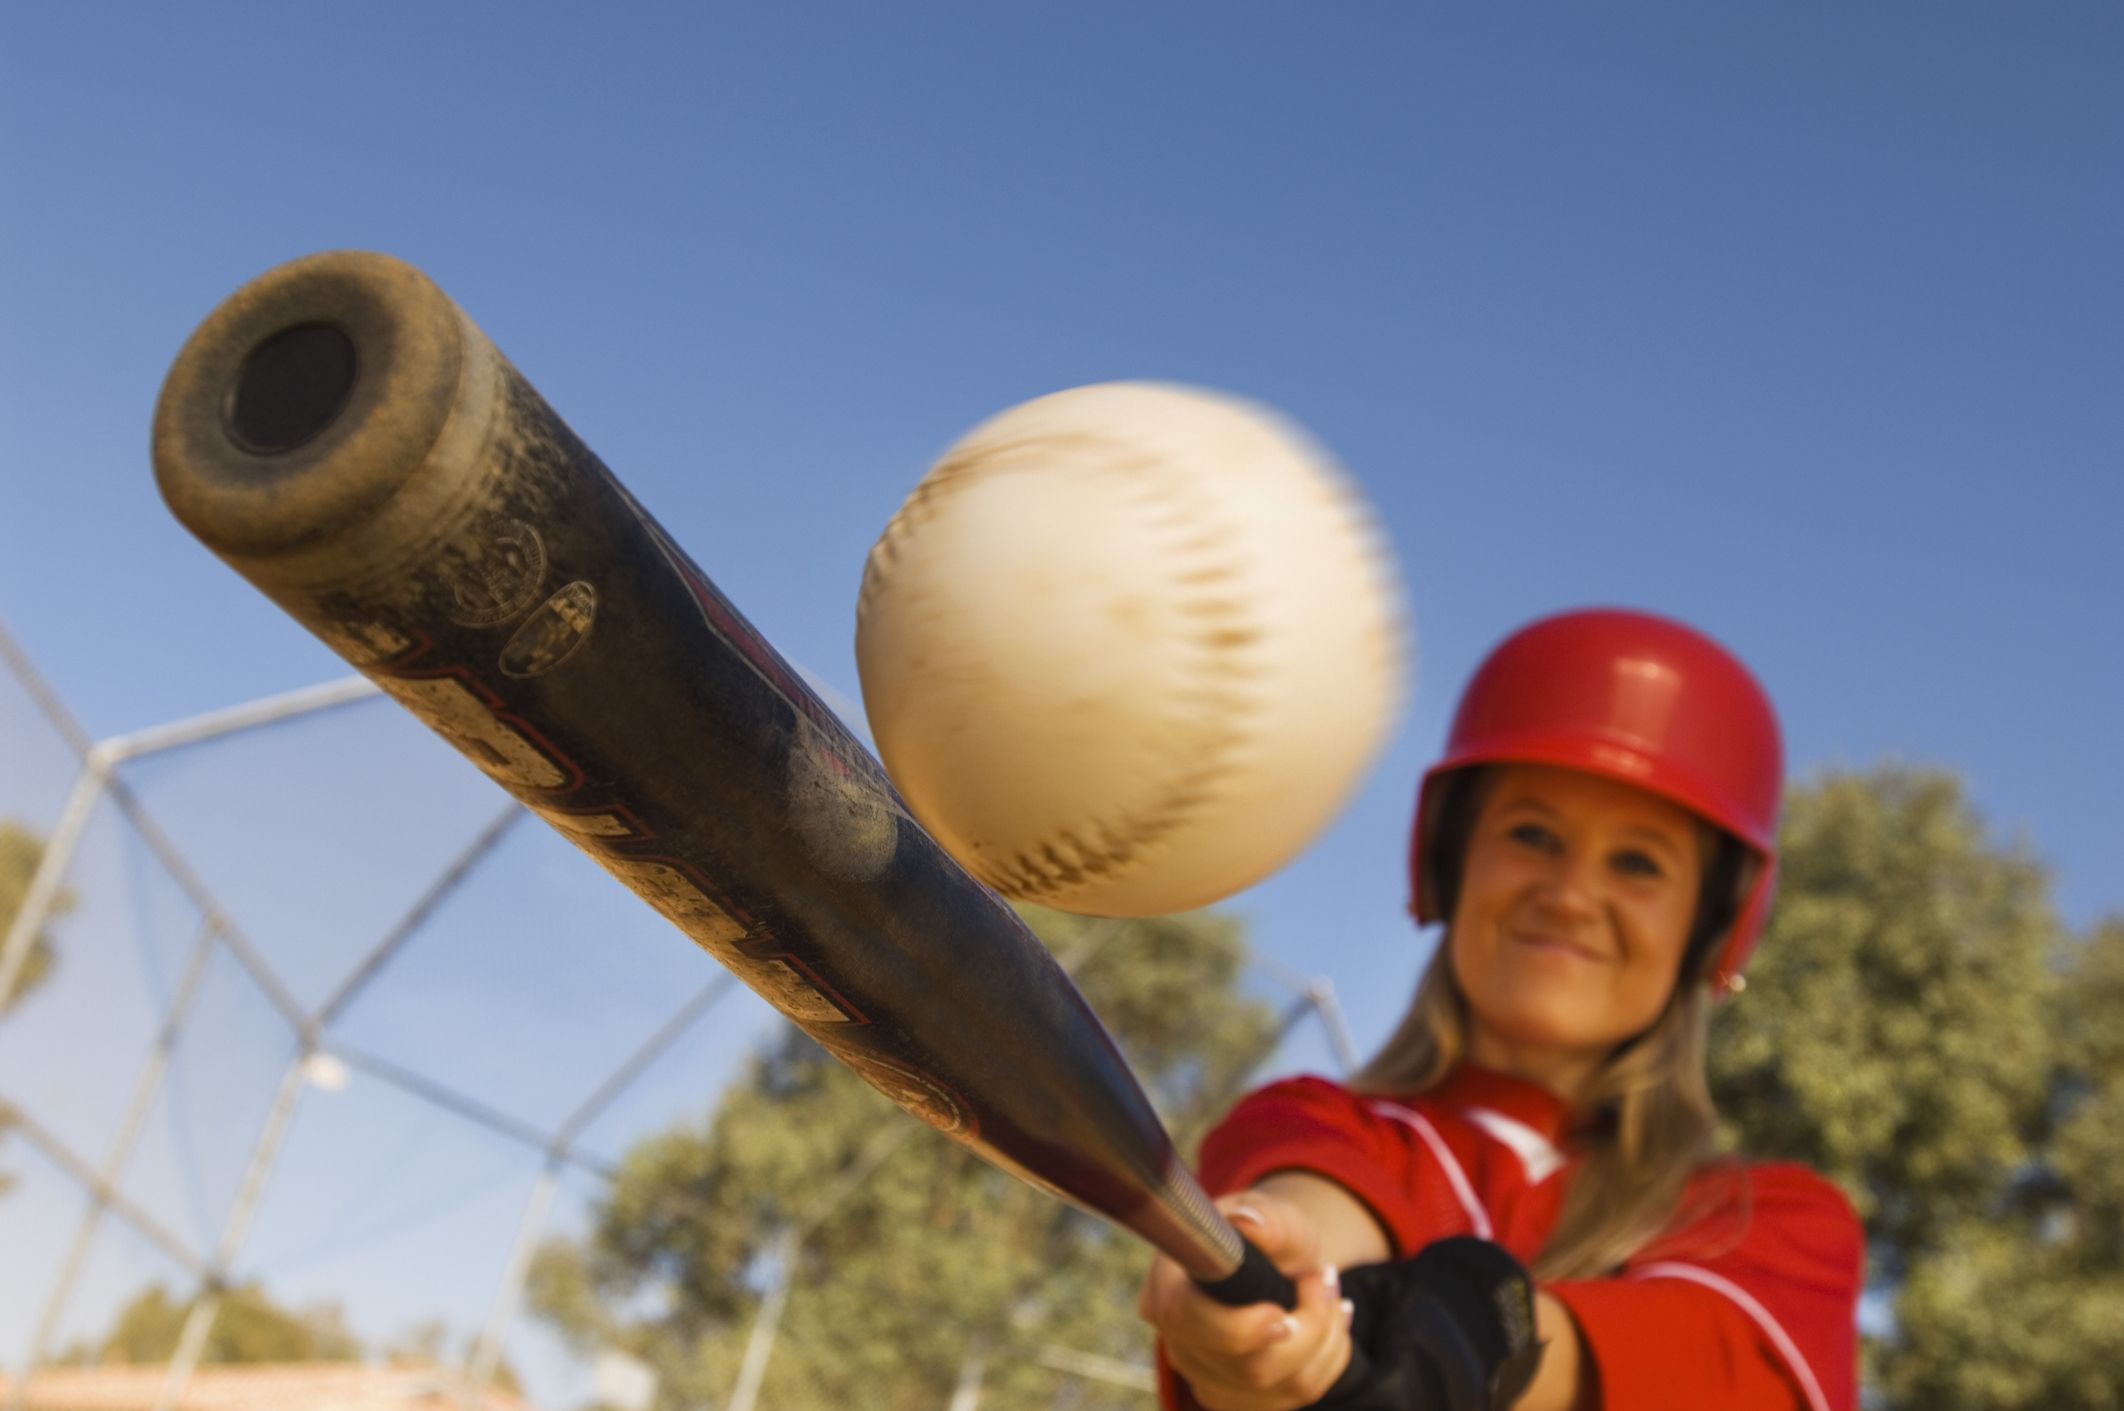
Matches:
[1613,849,1664,878]
[1507,823,1558,852]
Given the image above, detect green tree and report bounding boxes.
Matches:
[0,818,69,1013]
[382,1317,452,1365]
[83,1283,362,1366]
[528,907,1279,1410]
[2,819,73,1195]
[1710,766,2124,1408]
[379,1317,527,1395]
[1873,916,2124,1409]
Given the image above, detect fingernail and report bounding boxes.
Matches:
[1229,1204,1266,1228]
[1340,1298,1356,1329]
[1322,1264,1340,1296]
[1270,1315,1299,1342]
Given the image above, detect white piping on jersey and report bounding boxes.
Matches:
[1356,1099,1830,1409]
[1364,1099,1494,1239]
[1462,1106,1568,1185]
[1633,1262,1832,1411]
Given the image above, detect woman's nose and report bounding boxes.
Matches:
[1533,848,1602,919]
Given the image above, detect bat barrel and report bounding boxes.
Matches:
[151,252,1255,1288]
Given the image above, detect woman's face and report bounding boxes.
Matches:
[1449,763,1706,1097]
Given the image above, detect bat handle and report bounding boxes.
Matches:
[1193,1235,1298,1308]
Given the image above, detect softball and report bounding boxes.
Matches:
[855,382,1407,916]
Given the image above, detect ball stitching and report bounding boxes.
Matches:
[897,430,1267,906]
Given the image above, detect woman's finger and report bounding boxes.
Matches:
[1140,1253,1293,1358]
[1220,1190,1323,1274]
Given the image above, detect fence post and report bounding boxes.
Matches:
[149,1053,312,1411]
[0,759,104,1011]
[726,1227,799,1411]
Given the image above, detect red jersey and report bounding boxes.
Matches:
[1163,1066,1863,1411]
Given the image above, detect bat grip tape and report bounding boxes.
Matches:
[1194,1236,1298,1309]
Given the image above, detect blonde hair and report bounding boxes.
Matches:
[1351,939,1737,1281]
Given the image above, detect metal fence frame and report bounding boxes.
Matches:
[0,620,1362,1411]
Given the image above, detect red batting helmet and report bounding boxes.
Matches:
[1410,609,1783,992]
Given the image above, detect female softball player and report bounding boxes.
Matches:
[1140,609,1863,1411]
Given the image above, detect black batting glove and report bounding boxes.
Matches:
[1304,1237,1543,1411]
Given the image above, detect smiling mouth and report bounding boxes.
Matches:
[1512,932,1605,963]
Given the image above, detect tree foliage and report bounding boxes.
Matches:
[1,818,69,1014]
[528,907,1279,1410]
[2,819,72,1195]
[1711,766,2123,1409]
[75,1283,361,1367]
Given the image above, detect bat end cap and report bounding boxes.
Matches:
[153,250,474,562]
[225,320,359,456]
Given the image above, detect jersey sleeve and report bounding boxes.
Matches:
[1545,1164,1864,1411]
[1195,1076,1470,1256]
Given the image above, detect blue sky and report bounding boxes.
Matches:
[6,4,2116,944]
[2,3,2119,1396]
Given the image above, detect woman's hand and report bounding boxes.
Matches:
[1138,1191,1358,1411]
